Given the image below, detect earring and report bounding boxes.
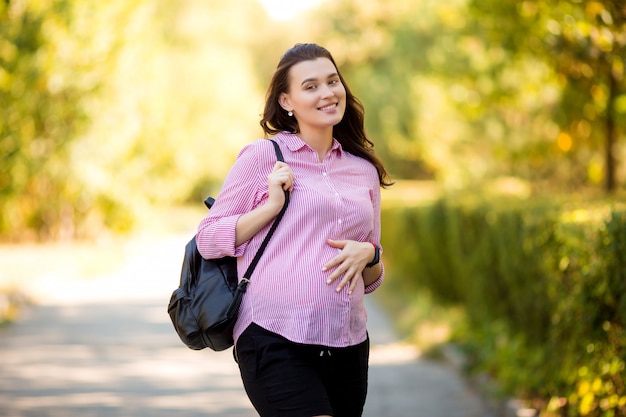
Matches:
[287,111,293,117]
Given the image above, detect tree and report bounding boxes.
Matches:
[307,0,625,192]
[547,0,625,192]
[1,0,89,240]
[469,0,626,192]
[0,0,286,240]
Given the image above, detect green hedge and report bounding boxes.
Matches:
[380,196,625,416]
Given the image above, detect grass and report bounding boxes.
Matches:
[375,282,466,353]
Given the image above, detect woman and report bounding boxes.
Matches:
[197,43,393,417]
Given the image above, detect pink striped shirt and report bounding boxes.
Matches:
[196,132,384,348]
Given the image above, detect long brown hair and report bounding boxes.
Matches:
[260,43,393,187]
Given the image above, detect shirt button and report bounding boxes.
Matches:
[338,219,343,224]
[322,172,327,176]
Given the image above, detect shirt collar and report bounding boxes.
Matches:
[277,131,344,158]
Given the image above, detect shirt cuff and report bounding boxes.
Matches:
[198,214,248,258]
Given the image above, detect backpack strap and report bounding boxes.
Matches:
[240,139,290,283]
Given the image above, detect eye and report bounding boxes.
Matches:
[305,84,317,90]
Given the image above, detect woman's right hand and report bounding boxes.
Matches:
[234,161,294,247]
[267,161,294,211]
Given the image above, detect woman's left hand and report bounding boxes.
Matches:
[323,239,375,294]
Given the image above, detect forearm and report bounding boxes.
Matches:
[362,261,382,287]
[235,201,282,246]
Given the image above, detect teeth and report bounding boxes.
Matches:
[319,104,336,111]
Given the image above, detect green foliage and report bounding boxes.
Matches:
[1,0,88,240]
[1,0,625,240]
[468,0,626,192]
[380,196,626,416]
[309,0,625,190]
[0,0,276,241]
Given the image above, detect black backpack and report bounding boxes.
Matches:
[167,140,289,351]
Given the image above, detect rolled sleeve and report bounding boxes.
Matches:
[196,214,248,259]
[196,141,268,260]
[364,167,384,295]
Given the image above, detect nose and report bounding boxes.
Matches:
[321,84,335,99]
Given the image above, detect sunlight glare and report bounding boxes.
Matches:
[259,0,323,20]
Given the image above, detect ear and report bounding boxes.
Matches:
[279,93,292,112]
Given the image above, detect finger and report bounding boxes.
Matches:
[325,267,341,284]
[324,256,350,283]
[337,275,356,293]
[278,168,294,191]
[335,267,357,292]
[327,239,347,249]
[337,277,351,292]
[322,252,346,272]
[273,161,288,171]
[269,171,293,189]
[322,252,345,276]
[348,276,359,294]
[283,175,294,191]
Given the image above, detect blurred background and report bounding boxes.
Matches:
[1,0,625,416]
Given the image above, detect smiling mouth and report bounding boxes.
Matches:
[318,103,338,111]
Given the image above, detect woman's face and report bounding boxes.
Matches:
[279,58,347,135]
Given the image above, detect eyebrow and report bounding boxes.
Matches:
[300,73,339,86]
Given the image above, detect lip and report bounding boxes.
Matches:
[318,103,338,111]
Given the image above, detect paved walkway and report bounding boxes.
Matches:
[0,233,491,417]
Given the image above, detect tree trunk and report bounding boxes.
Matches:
[605,65,617,193]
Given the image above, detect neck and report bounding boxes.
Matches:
[298,127,333,162]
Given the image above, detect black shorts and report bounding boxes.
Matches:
[235,323,369,417]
